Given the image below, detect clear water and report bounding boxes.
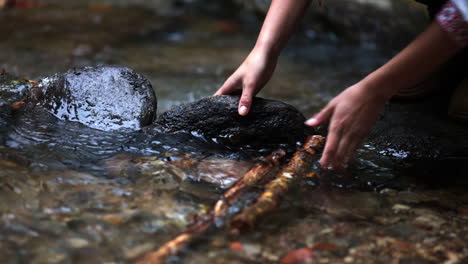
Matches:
[1,1,467,263]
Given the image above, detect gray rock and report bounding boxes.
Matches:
[154,95,310,146]
[30,66,157,131]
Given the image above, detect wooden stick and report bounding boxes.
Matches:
[136,149,286,264]
[230,136,325,234]
[213,149,286,219]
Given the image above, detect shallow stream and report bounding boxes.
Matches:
[1,1,467,263]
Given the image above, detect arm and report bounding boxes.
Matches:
[307,21,462,170]
[215,0,312,116]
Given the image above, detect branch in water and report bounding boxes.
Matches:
[230,135,325,234]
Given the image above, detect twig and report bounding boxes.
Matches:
[230,136,325,234]
[213,149,286,220]
[136,149,287,264]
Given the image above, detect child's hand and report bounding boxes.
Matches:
[215,48,278,116]
[305,82,388,170]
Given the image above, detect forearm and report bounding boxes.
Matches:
[362,21,462,99]
[254,0,312,57]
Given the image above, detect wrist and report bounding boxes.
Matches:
[360,71,402,101]
[359,74,396,103]
[253,38,281,59]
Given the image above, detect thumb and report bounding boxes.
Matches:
[305,104,334,126]
[238,82,255,116]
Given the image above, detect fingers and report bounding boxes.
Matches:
[214,73,256,116]
[319,113,343,169]
[322,122,365,170]
[305,104,334,127]
[238,82,255,116]
[215,74,241,96]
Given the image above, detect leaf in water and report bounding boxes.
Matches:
[229,241,243,251]
[280,248,314,264]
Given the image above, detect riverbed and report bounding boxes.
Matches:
[1,1,467,263]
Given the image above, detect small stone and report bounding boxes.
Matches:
[123,242,156,259]
[243,243,262,257]
[392,204,411,212]
[413,214,446,230]
[210,238,226,248]
[379,188,398,195]
[67,238,90,248]
[262,250,280,262]
[101,214,125,225]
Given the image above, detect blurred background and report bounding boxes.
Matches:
[1,0,428,114]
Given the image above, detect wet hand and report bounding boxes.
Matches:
[215,49,277,116]
[305,82,388,170]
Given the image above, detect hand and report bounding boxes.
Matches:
[305,82,389,170]
[215,48,278,116]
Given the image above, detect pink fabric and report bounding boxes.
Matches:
[437,1,468,47]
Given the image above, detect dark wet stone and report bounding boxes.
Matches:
[30,66,157,131]
[368,91,468,162]
[154,95,311,146]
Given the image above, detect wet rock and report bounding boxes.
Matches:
[154,95,310,146]
[31,66,157,131]
[369,91,468,162]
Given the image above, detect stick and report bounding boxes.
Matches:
[230,136,325,234]
[213,149,286,219]
[136,149,286,264]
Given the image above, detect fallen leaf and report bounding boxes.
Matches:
[11,101,25,110]
[229,241,243,251]
[280,248,314,264]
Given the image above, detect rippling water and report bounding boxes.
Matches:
[1,1,467,263]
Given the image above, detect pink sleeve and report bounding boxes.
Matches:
[436,1,468,47]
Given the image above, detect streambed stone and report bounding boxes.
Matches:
[30,66,157,131]
[369,92,468,162]
[154,95,310,146]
